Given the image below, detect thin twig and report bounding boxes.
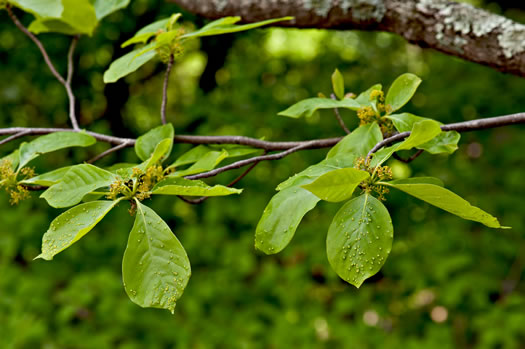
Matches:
[6,4,66,85]
[331,94,350,134]
[87,141,131,164]
[0,131,31,146]
[161,55,175,125]
[7,5,80,130]
[393,149,424,163]
[186,142,317,180]
[66,35,80,130]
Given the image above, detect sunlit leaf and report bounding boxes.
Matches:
[28,0,98,35]
[92,0,130,20]
[331,69,345,100]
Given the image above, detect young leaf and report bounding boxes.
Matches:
[36,200,120,260]
[386,113,460,154]
[103,42,157,83]
[92,0,130,20]
[371,119,442,167]
[385,73,422,113]
[41,164,117,208]
[135,124,174,161]
[18,132,96,169]
[383,180,506,228]
[19,166,72,186]
[8,0,62,18]
[152,177,242,196]
[122,201,191,314]
[255,187,320,254]
[168,150,228,177]
[327,123,382,159]
[278,98,361,118]
[276,155,356,191]
[181,16,293,39]
[327,194,393,287]
[331,69,345,100]
[143,138,173,169]
[121,18,170,47]
[302,168,369,202]
[355,84,382,107]
[28,0,98,35]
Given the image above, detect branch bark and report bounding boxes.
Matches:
[172,0,525,77]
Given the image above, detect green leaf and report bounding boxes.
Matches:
[278,97,361,118]
[331,69,345,100]
[41,164,117,208]
[276,155,356,191]
[121,18,170,47]
[143,138,173,169]
[103,42,157,83]
[302,168,369,202]
[386,113,460,154]
[92,0,130,20]
[181,16,293,39]
[135,124,174,161]
[371,120,441,167]
[387,176,444,187]
[36,200,120,260]
[354,84,382,107]
[383,180,506,228]
[8,0,62,18]
[327,123,382,159]
[152,177,242,196]
[255,187,320,254]
[385,73,422,113]
[28,0,98,35]
[19,166,72,186]
[327,194,393,287]
[18,132,96,169]
[169,150,228,177]
[122,202,191,313]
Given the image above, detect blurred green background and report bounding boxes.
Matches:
[1,0,524,348]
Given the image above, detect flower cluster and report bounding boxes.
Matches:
[356,90,394,134]
[0,159,35,205]
[354,157,392,201]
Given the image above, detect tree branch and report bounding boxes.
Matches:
[172,0,525,77]
[87,141,133,164]
[7,4,80,129]
[161,54,175,125]
[367,112,525,159]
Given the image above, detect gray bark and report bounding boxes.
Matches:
[172,0,525,77]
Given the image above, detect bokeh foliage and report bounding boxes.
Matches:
[0,0,524,347]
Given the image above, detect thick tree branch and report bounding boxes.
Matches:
[172,0,525,77]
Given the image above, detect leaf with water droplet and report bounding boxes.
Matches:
[255,186,319,254]
[35,200,120,260]
[122,201,191,313]
[327,194,393,287]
